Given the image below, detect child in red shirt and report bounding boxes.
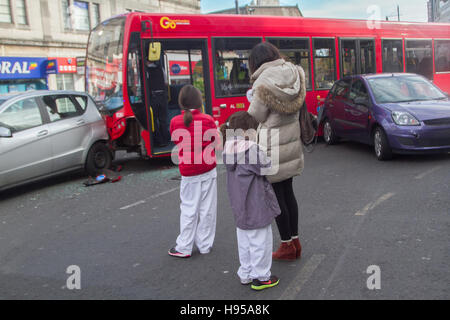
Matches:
[168,85,219,258]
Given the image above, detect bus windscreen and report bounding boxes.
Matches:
[86,17,125,113]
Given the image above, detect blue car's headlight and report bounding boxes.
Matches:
[391,111,420,126]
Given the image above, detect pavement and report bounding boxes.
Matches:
[0,141,449,300]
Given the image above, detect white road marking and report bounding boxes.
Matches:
[119,170,224,211]
[150,187,180,199]
[120,200,146,210]
[355,192,395,216]
[120,187,180,210]
[414,166,442,180]
[278,254,325,300]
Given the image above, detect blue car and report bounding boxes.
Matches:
[321,73,450,160]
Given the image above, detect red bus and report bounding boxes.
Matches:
[85,13,450,158]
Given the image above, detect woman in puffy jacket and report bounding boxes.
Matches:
[247,42,306,261]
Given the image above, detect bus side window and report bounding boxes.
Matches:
[313,38,336,90]
[382,39,404,73]
[340,39,375,77]
[406,40,433,80]
[268,38,312,90]
[213,37,261,98]
[435,40,450,73]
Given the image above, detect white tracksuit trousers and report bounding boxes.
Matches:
[236,224,273,282]
[175,168,217,255]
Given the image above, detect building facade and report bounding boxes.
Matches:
[0,0,200,93]
[428,0,450,22]
[210,0,302,17]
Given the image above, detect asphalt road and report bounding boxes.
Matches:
[0,141,449,300]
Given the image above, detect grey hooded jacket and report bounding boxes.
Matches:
[223,137,281,230]
[248,59,306,183]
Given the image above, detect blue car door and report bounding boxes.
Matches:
[345,79,371,142]
[329,79,351,136]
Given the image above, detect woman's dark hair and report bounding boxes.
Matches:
[220,111,259,146]
[249,42,282,74]
[178,84,203,127]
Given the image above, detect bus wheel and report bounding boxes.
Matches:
[323,119,338,145]
[85,142,112,176]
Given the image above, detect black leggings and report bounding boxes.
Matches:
[272,178,299,241]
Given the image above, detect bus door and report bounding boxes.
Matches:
[312,38,338,117]
[142,39,211,156]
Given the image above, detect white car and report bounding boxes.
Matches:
[0,91,112,191]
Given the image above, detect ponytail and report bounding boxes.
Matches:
[183,109,193,127]
[219,122,230,147]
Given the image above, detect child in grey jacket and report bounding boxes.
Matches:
[221,111,281,291]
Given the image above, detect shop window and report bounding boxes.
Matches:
[0,80,47,93]
[16,0,27,25]
[435,40,450,73]
[313,38,336,90]
[405,40,433,80]
[56,74,75,91]
[268,38,312,90]
[0,0,12,23]
[213,38,261,97]
[0,98,43,133]
[382,40,403,73]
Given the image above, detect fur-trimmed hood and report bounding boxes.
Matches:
[247,59,305,183]
[251,59,306,115]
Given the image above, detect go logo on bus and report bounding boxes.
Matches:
[160,16,191,30]
[160,17,177,29]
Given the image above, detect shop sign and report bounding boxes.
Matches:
[48,57,77,74]
[0,57,47,80]
[76,57,86,75]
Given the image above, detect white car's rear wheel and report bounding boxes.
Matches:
[85,142,112,176]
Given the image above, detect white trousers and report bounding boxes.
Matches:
[236,224,273,282]
[175,168,217,255]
